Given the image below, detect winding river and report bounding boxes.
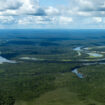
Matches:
[73,47,82,56]
[0,56,16,64]
[72,68,84,78]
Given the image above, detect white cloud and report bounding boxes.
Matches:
[67,0,105,17]
[0,0,46,16]
[0,0,105,28]
[45,7,59,16]
[77,11,91,16]
[77,0,94,11]
[93,17,102,23]
[0,0,22,11]
[0,16,14,23]
[18,16,54,25]
[0,10,17,16]
[59,16,73,24]
[1,0,105,17]
[17,15,73,26]
[18,0,39,15]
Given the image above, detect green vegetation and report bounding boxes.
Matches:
[14,64,105,105]
[0,30,105,105]
[0,62,77,105]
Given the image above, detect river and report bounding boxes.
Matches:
[72,68,84,78]
[73,47,82,56]
[0,56,16,64]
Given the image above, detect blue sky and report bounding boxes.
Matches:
[0,0,105,29]
[40,0,69,7]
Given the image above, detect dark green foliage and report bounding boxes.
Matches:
[0,62,76,104]
[0,90,15,105]
[0,30,105,104]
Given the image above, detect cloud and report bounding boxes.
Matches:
[45,7,60,16]
[77,11,91,16]
[0,16,15,24]
[17,0,40,15]
[93,17,102,23]
[73,0,105,17]
[0,0,105,28]
[1,0,105,17]
[18,16,54,25]
[59,16,73,24]
[28,8,46,16]
[56,0,105,17]
[0,0,46,16]
[0,0,22,11]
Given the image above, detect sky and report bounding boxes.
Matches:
[0,0,105,29]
